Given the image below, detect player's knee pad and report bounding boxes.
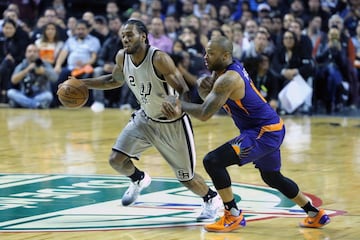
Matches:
[203,151,219,174]
[260,170,299,199]
[203,143,238,173]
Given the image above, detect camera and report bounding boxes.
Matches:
[35,58,43,67]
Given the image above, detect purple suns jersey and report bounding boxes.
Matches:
[222,61,281,132]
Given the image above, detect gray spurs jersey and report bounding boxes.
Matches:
[123,46,175,120]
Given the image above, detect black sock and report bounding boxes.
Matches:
[224,199,238,211]
[128,167,144,182]
[202,188,217,202]
[302,201,319,217]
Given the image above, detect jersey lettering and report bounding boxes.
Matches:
[140,82,152,104]
[129,76,135,86]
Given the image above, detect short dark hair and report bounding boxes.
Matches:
[2,18,17,28]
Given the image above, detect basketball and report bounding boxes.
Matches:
[57,79,89,108]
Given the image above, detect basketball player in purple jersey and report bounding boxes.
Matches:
[162,36,330,232]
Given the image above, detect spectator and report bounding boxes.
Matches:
[7,44,58,109]
[93,15,111,44]
[108,15,122,38]
[53,19,101,107]
[148,17,173,53]
[256,53,280,111]
[35,22,64,66]
[31,7,67,42]
[256,3,271,23]
[52,0,67,21]
[271,30,315,114]
[0,18,30,103]
[305,16,324,57]
[105,1,120,20]
[289,19,315,113]
[241,30,269,63]
[221,23,243,60]
[0,8,27,34]
[242,19,259,52]
[181,0,194,17]
[164,14,180,42]
[193,0,217,19]
[327,14,358,109]
[352,19,360,75]
[147,0,165,19]
[178,26,205,57]
[314,26,350,114]
[171,39,208,104]
[305,0,330,32]
[66,16,77,38]
[217,3,233,25]
[289,0,308,26]
[8,1,40,29]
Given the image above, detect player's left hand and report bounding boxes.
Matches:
[161,95,182,119]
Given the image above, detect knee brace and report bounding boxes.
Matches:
[260,170,299,199]
[203,143,238,190]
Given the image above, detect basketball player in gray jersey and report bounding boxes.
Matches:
[68,19,221,221]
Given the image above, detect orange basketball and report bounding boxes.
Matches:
[57,79,89,108]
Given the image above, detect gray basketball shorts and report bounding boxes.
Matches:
[112,109,196,181]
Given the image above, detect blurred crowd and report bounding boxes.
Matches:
[0,0,359,115]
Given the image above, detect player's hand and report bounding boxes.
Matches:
[161,95,182,119]
[68,76,79,82]
[58,76,78,89]
[197,72,216,98]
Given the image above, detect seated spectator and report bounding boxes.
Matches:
[148,17,173,53]
[105,1,120,20]
[0,18,30,103]
[288,18,315,113]
[241,30,269,63]
[53,19,101,107]
[164,14,180,42]
[7,44,58,109]
[193,0,217,19]
[171,39,209,103]
[351,19,360,109]
[31,7,67,42]
[271,30,315,114]
[220,23,243,60]
[178,26,205,57]
[327,14,358,110]
[242,19,259,53]
[314,26,351,114]
[92,15,111,44]
[35,22,64,66]
[255,53,280,111]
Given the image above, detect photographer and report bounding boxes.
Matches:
[7,44,58,109]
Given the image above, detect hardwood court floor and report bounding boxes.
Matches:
[0,108,359,240]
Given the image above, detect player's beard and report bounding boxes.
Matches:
[207,61,223,72]
[125,39,142,54]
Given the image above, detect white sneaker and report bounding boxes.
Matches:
[91,101,104,113]
[121,172,151,206]
[196,194,222,222]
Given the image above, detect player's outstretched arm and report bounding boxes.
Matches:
[67,49,126,90]
[68,74,121,90]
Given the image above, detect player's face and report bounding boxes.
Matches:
[204,43,224,72]
[121,24,143,54]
